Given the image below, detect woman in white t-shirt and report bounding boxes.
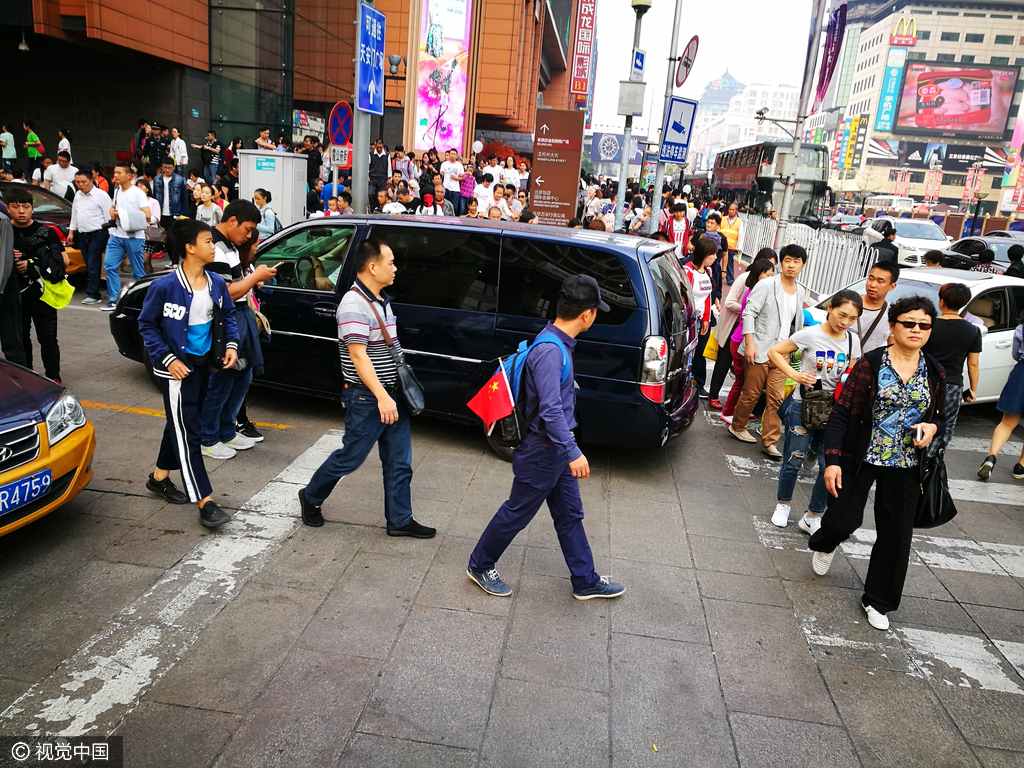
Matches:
[196,184,223,227]
[57,129,72,162]
[766,289,863,533]
[685,238,719,397]
[500,156,520,190]
[518,161,529,191]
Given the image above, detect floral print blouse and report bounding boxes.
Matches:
[865,350,931,468]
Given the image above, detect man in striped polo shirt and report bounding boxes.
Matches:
[298,238,436,538]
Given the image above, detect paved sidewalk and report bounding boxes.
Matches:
[1,304,1023,767]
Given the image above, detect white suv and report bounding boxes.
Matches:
[862,216,951,266]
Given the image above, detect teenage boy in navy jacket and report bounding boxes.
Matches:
[138,219,239,528]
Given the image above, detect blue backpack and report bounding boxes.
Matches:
[490,333,571,448]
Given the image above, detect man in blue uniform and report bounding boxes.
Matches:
[467,275,626,601]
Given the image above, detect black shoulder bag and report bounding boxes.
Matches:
[350,290,426,415]
[914,381,958,529]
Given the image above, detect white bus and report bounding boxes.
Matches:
[864,194,915,211]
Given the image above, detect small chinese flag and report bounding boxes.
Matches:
[467,366,515,428]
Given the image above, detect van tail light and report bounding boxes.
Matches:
[640,335,667,403]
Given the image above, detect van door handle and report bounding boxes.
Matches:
[403,327,420,335]
[313,304,337,318]
[994,340,1011,349]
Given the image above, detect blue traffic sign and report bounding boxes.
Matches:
[658,96,698,164]
[357,4,386,116]
[329,101,353,146]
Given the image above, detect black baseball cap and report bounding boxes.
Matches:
[560,275,610,312]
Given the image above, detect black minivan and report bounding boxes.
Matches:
[109,216,700,452]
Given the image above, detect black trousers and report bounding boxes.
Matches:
[77,229,108,300]
[0,278,27,366]
[21,292,59,381]
[809,463,920,614]
[157,365,212,503]
[708,335,734,401]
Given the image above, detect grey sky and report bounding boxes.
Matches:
[591,0,814,136]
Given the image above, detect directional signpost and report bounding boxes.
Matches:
[658,96,697,164]
[531,109,586,227]
[356,4,385,116]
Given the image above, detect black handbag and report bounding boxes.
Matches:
[915,453,957,528]
[351,290,426,415]
[800,335,853,430]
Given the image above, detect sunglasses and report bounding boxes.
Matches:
[895,321,932,331]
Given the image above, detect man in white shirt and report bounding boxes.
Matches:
[101,162,150,311]
[43,152,78,200]
[439,149,465,213]
[482,154,501,183]
[68,169,112,305]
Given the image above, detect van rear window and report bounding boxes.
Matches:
[650,253,689,337]
[499,238,637,325]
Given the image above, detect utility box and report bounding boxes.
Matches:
[237,150,308,227]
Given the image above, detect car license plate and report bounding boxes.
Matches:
[0,470,53,516]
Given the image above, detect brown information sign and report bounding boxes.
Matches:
[530,109,585,227]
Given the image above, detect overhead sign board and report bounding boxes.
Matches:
[531,109,586,227]
[328,101,353,146]
[630,48,646,83]
[570,0,597,95]
[658,96,697,163]
[357,3,386,116]
[675,35,699,89]
[890,16,917,47]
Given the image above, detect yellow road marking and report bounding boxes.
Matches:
[79,400,294,430]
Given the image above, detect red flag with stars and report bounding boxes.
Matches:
[467,366,515,428]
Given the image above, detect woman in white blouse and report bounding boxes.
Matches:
[500,156,520,190]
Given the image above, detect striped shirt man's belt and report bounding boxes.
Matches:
[348,380,398,394]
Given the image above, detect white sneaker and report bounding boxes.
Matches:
[771,503,791,528]
[223,434,256,451]
[201,443,237,460]
[798,512,822,536]
[719,413,734,425]
[812,550,834,576]
[863,604,889,631]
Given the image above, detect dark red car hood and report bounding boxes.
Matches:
[0,360,64,430]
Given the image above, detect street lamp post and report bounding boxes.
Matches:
[614,0,652,232]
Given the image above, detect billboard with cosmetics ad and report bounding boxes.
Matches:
[412,0,474,153]
[894,62,1019,141]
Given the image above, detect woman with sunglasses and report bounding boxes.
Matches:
[808,296,946,631]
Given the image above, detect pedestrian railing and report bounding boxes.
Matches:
[739,214,880,303]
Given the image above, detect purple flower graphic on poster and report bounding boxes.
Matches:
[414,0,474,152]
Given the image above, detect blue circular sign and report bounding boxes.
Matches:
[329,102,353,146]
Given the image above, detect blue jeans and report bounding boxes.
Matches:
[201,367,253,446]
[469,433,599,591]
[726,250,737,284]
[77,229,108,300]
[204,162,218,185]
[1,159,11,173]
[445,189,461,215]
[304,388,413,529]
[777,396,828,514]
[104,236,145,301]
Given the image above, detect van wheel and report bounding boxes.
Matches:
[485,427,514,462]
[140,347,161,389]
[680,411,695,428]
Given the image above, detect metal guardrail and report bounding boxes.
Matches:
[739,214,880,302]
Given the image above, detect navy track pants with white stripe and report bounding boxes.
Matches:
[156,365,213,503]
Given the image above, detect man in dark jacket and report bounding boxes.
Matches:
[368,138,390,204]
[1006,244,1024,279]
[869,221,899,261]
[6,187,65,381]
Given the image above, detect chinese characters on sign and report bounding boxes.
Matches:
[874,47,907,132]
[357,3,386,116]
[531,109,585,227]
[570,1,597,95]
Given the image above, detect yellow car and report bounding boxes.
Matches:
[0,362,95,537]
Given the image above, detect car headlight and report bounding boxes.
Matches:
[46,393,87,446]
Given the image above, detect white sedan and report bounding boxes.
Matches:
[862,216,952,266]
[812,268,1024,403]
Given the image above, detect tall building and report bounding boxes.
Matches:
[0,0,590,170]
[690,83,800,170]
[811,0,1023,211]
[692,70,746,135]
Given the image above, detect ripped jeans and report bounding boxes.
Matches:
[776,395,828,514]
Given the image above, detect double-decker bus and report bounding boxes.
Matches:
[711,140,830,221]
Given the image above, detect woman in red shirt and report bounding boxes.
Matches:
[685,238,718,398]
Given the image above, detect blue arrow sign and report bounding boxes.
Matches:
[357,4,386,116]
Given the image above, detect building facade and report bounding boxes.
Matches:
[0,0,588,172]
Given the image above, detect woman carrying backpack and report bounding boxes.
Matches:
[253,188,280,239]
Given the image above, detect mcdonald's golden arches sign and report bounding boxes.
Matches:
[890,17,917,47]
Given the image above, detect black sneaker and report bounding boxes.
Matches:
[978,454,997,480]
[199,501,231,528]
[1013,463,1024,480]
[146,473,189,505]
[573,576,625,600]
[298,488,324,527]
[696,387,709,399]
[467,567,512,596]
[387,519,436,538]
[236,420,264,442]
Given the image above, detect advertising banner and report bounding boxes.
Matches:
[589,133,646,164]
[962,167,977,204]
[570,0,597,95]
[843,115,859,169]
[943,145,987,173]
[813,0,849,114]
[832,119,845,170]
[894,63,1019,141]
[412,0,474,152]
[875,47,908,132]
[1002,117,1024,190]
[850,115,869,168]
